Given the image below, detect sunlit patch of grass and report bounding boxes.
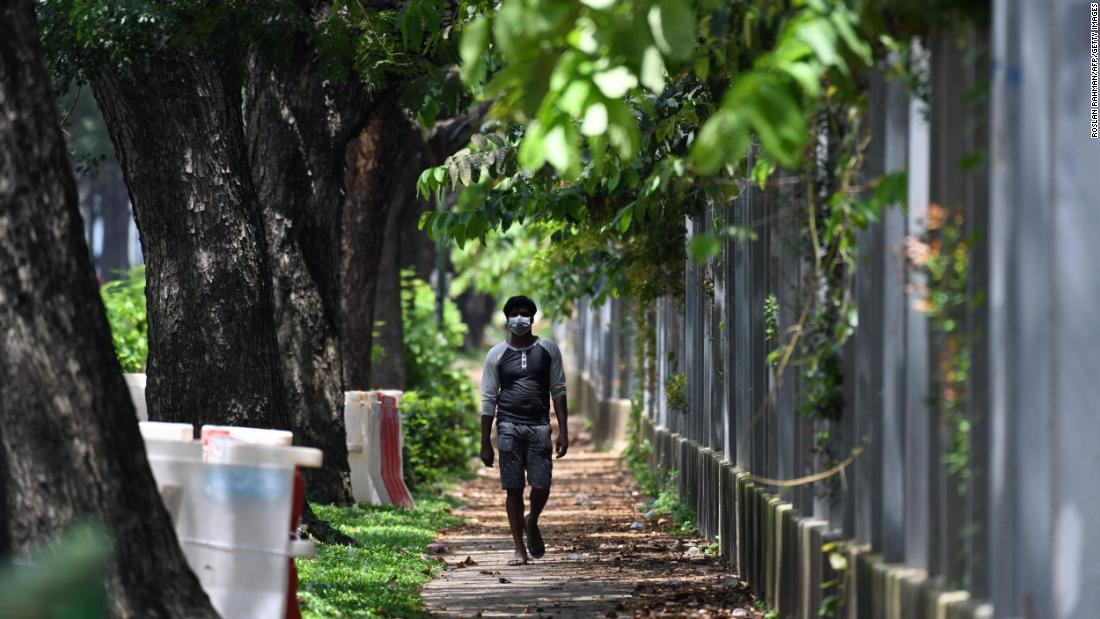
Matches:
[297,493,463,618]
[622,438,698,537]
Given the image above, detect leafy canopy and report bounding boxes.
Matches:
[417,0,892,316]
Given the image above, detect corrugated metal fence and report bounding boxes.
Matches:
[558,5,1100,618]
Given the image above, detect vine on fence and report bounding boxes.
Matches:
[907,209,980,494]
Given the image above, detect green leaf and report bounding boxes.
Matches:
[796,16,846,74]
[751,157,775,190]
[640,45,667,93]
[543,121,581,177]
[726,74,807,168]
[416,98,440,130]
[829,10,872,67]
[581,102,609,136]
[518,122,547,170]
[543,123,571,171]
[593,66,638,98]
[689,233,721,263]
[558,80,592,117]
[460,16,491,86]
[647,0,696,63]
[617,204,634,232]
[606,165,622,191]
[458,158,473,186]
[828,551,848,572]
[605,100,641,160]
[778,61,823,98]
[691,109,748,174]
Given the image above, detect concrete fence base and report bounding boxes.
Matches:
[566,370,631,451]
[638,415,993,619]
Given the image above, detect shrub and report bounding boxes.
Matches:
[401,268,469,397]
[399,390,479,489]
[100,265,147,372]
[399,269,480,488]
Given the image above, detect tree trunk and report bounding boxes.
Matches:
[91,47,290,431]
[97,165,131,280]
[341,99,417,390]
[342,103,487,390]
[0,2,217,615]
[245,23,374,504]
[369,180,413,390]
[458,289,496,350]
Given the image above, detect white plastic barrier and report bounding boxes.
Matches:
[344,391,389,505]
[124,373,148,421]
[139,422,320,619]
[190,437,318,619]
[141,422,197,523]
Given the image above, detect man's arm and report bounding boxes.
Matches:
[480,346,501,467]
[481,414,494,467]
[552,394,569,458]
[547,340,569,458]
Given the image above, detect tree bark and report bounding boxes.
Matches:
[342,102,488,389]
[340,99,418,390]
[245,13,375,503]
[91,46,290,431]
[369,174,413,390]
[97,165,131,280]
[0,2,217,615]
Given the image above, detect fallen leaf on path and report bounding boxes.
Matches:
[498,577,511,583]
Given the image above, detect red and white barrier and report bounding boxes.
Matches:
[343,390,414,508]
[376,391,415,508]
[344,391,389,505]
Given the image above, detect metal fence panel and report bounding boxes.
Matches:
[903,37,933,573]
[880,64,911,565]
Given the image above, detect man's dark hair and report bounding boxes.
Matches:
[502,295,537,317]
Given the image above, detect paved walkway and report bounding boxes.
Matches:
[420,425,758,618]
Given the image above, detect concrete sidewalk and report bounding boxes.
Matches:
[421,428,758,618]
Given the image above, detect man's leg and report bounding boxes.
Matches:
[497,421,529,565]
[505,488,528,564]
[524,424,553,558]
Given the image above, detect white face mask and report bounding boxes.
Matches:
[507,315,532,335]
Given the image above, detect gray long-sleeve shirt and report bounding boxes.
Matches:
[481,337,567,425]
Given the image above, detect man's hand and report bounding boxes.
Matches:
[480,441,494,467]
[555,431,569,459]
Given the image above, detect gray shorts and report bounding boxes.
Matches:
[497,421,553,490]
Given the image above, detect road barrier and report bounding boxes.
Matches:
[376,391,414,508]
[124,373,147,421]
[344,391,389,505]
[139,421,321,619]
[343,390,415,508]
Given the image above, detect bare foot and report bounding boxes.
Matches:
[525,514,545,559]
[506,549,528,566]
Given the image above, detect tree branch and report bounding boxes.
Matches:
[425,99,493,164]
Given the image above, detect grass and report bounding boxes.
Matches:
[622,437,698,537]
[297,492,464,618]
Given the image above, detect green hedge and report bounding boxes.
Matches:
[400,390,479,489]
[398,269,480,489]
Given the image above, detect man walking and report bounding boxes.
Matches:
[480,295,569,566]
